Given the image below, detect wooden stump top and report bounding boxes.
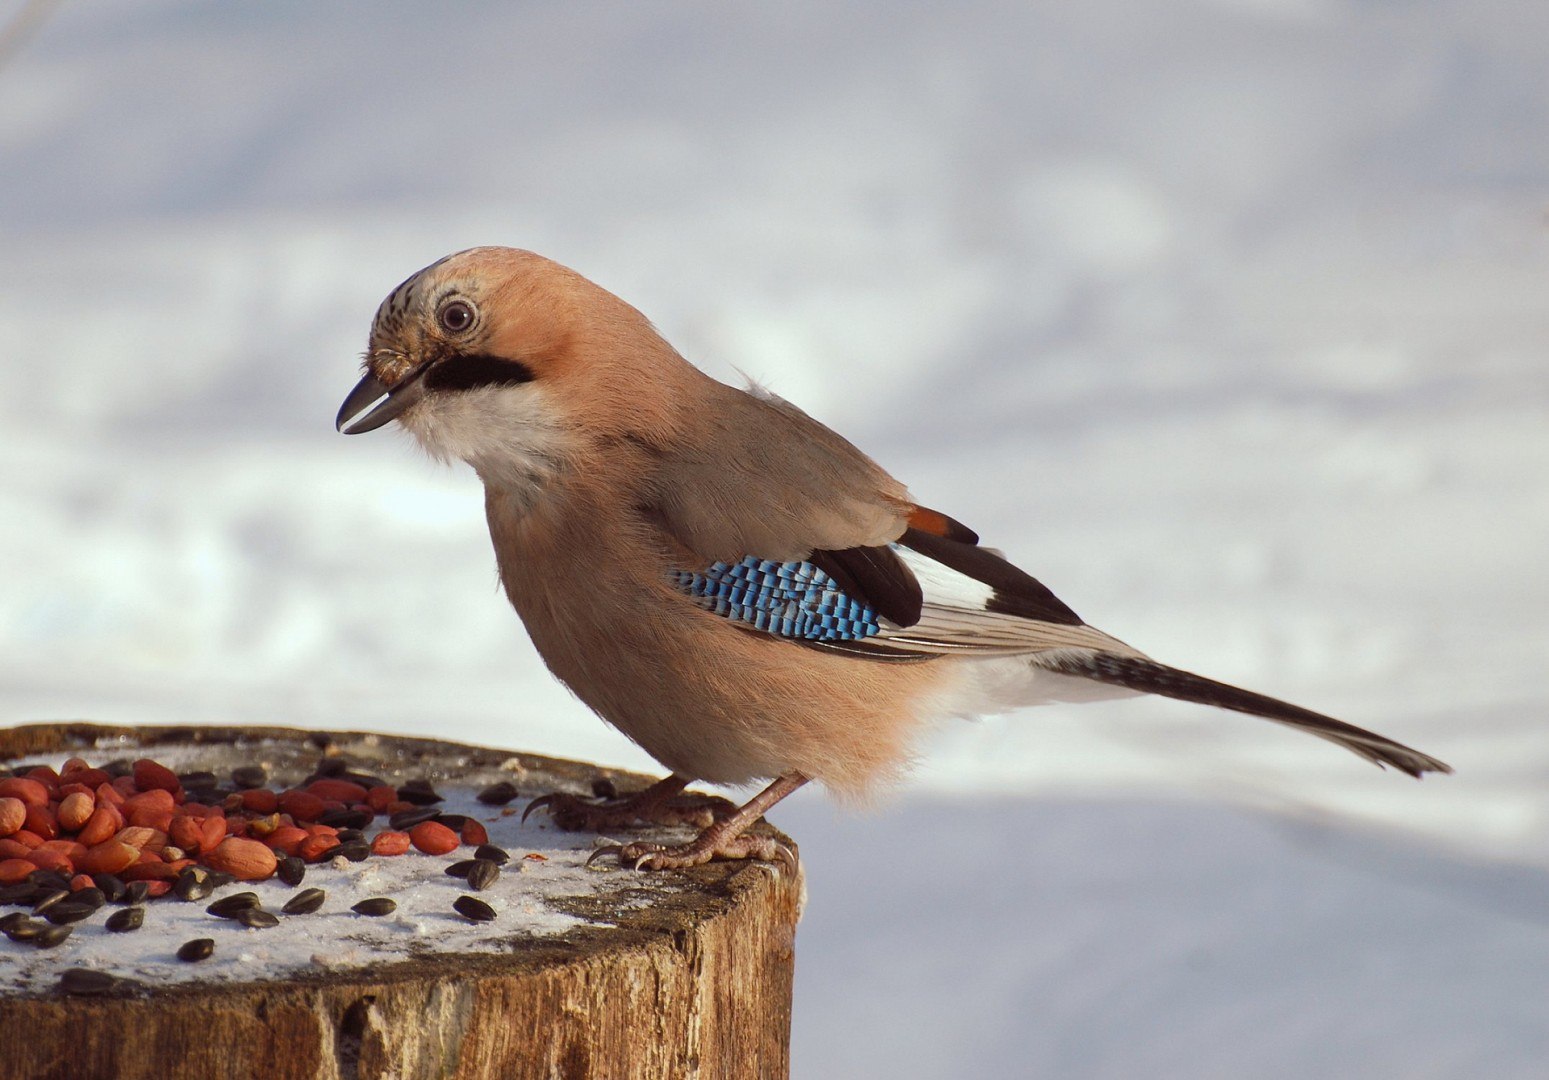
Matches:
[0,723,802,1080]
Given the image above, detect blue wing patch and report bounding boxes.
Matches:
[670,557,881,641]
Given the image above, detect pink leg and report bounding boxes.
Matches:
[523,773,737,832]
[588,773,808,871]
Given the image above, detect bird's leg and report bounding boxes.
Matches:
[588,773,808,871]
[523,773,737,831]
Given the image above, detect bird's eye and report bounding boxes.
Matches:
[437,298,477,334]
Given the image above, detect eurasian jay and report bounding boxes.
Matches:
[336,247,1450,870]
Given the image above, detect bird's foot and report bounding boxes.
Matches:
[586,828,796,872]
[523,775,735,832]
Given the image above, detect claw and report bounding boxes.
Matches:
[521,793,560,824]
[585,844,624,868]
[769,841,798,873]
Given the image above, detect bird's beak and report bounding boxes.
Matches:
[336,367,427,434]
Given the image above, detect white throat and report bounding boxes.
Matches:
[400,384,575,506]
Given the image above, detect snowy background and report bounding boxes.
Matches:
[3,1,1547,1075]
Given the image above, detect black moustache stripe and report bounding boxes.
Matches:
[423,354,535,392]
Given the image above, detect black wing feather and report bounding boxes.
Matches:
[809,545,924,627]
[899,527,1083,626]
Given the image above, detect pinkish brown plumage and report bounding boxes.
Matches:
[337,247,1450,871]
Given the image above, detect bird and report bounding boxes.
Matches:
[336,247,1451,870]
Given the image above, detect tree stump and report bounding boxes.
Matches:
[0,723,801,1080]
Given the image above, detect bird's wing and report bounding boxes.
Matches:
[647,382,915,563]
[646,380,1119,652]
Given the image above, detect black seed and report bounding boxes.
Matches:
[235,908,279,929]
[31,889,69,915]
[395,780,443,806]
[388,807,439,830]
[337,841,371,863]
[59,968,120,996]
[92,874,127,903]
[453,895,496,923]
[591,777,618,800]
[174,869,214,902]
[29,870,71,891]
[315,843,343,862]
[477,781,520,806]
[343,771,387,790]
[34,924,73,948]
[206,892,261,919]
[334,827,366,843]
[444,860,476,879]
[44,902,96,925]
[183,787,222,805]
[281,888,325,916]
[105,907,144,933]
[320,808,371,830]
[352,897,396,917]
[5,918,46,941]
[103,758,134,778]
[277,857,306,887]
[177,938,214,962]
[0,911,27,932]
[433,813,469,830]
[177,770,217,788]
[314,757,348,778]
[466,860,499,891]
[0,883,39,905]
[72,887,106,911]
[474,844,510,866]
[123,881,150,905]
[205,870,236,890]
[230,765,267,790]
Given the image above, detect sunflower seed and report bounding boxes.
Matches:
[235,908,279,929]
[31,889,69,915]
[34,924,73,948]
[320,809,371,830]
[352,897,396,917]
[395,780,443,806]
[59,969,118,996]
[474,844,510,866]
[230,765,267,789]
[466,860,500,891]
[5,918,45,942]
[105,907,144,933]
[206,892,261,919]
[174,869,214,902]
[453,895,496,923]
[177,938,214,962]
[44,902,96,925]
[91,874,127,903]
[281,888,325,916]
[476,781,519,806]
[388,807,439,830]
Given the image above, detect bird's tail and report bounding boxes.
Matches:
[1034,651,1452,777]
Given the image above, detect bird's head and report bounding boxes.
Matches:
[337,247,691,493]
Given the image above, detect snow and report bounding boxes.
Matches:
[2,0,1547,1074]
[0,744,614,997]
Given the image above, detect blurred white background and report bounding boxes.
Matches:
[2,2,1547,1075]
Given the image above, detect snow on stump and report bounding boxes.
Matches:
[0,723,801,1080]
